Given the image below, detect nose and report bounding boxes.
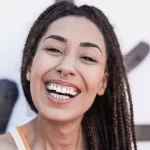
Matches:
[56,56,77,78]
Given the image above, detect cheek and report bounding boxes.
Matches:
[31,51,60,78]
[29,52,50,98]
[79,65,105,94]
[29,51,62,96]
[32,52,51,73]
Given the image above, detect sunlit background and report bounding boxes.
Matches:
[0,0,150,149]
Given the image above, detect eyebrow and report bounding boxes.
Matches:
[45,35,67,42]
[79,42,102,53]
[45,35,102,53]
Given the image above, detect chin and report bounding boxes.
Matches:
[39,107,84,123]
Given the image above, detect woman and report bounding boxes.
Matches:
[0,1,137,150]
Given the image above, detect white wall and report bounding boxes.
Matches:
[0,0,150,149]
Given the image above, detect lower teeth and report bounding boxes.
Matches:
[50,93,69,100]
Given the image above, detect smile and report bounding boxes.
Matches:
[45,82,80,102]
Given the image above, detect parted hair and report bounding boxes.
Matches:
[21,1,137,150]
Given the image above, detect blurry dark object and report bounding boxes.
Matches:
[124,42,150,73]
[124,42,150,141]
[0,79,19,134]
[56,0,74,3]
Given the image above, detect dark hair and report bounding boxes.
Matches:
[21,1,137,150]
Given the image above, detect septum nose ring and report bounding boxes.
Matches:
[61,71,70,78]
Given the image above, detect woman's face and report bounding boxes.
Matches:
[26,16,107,122]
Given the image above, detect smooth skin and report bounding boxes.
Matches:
[0,16,108,150]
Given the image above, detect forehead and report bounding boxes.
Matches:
[40,16,106,51]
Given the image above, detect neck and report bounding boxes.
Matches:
[31,115,85,150]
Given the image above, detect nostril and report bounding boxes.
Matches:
[70,72,74,76]
[56,66,77,77]
[57,70,62,73]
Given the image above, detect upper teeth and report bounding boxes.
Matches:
[46,83,78,96]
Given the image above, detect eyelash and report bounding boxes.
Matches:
[45,47,63,54]
[45,47,96,62]
[80,55,96,62]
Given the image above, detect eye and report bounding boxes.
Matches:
[80,55,97,62]
[45,47,63,54]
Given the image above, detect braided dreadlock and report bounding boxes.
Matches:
[21,1,137,150]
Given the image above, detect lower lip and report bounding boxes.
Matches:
[46,91,77,104]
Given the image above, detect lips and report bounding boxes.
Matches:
[44,80,81,102]
[46,83,78,96]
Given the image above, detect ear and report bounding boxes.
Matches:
[26,71,31,81]
[97,72,108,96]
[26,64,32,81]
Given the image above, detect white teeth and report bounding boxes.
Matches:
[56,94,59,99]
[50,84,53,90]
[70,89,74,95]
[46,83,78,96]
[62,87,67,93]
[53,93,56,98]
[50,93,69,100]
[66,89,70,94]
[62,95,69,99]
[47,84,51,90]
[60,95,63,99]
[68,88,77,96]
[53,85,57,90]
[56,86,61,93]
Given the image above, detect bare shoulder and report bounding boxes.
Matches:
[0,133,17,150]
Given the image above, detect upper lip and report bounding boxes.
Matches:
[44,79,81,92]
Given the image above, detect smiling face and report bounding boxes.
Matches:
[26,16,107,122]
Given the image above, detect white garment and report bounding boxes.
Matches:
[9,128,26,150]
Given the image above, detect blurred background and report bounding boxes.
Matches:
[0,0,150,149]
